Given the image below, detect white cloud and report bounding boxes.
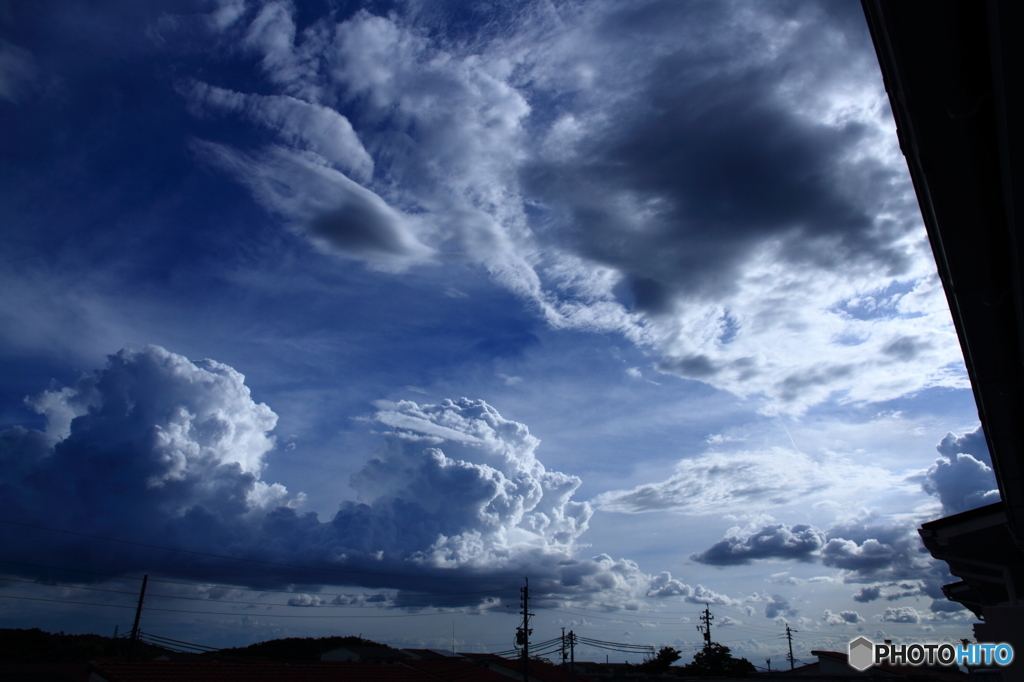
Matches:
[690,523,825,565]
[183,1,966,414]
[936,426,990,465]
[919,427,999,515]
[645,572,740,606]
[352,397,594,565]
[922,454,1000,516]
[595,447,889,515]
[185,80,374,183]
[823,609,863,625]
[29,345,279,483]
[881,606,921,624]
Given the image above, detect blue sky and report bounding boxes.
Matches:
[0,0,998,666]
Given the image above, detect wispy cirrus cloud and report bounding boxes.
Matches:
[595,447,888,515]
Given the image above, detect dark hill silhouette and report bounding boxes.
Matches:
[0,628,390,664]
[0,628,171,663]
[216,635,392,660]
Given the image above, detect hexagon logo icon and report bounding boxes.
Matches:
[848,637,874,671]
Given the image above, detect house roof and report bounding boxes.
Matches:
[401,649,460,660]
[400,658,511,682]
[0,662,92,682]
[809,650,968,680]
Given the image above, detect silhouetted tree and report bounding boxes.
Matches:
[640,646,681,674]
[685,643,756,677]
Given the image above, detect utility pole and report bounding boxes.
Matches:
[696,604,713,648]
[561,628,567,666]
[129,575,148,661]
[765,658,771,671]
[569,630,575,674]
[785,623,798,670]
[516,577,532,682]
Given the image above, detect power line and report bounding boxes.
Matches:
[139,630,221,653]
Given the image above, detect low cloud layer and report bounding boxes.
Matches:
[689,512,957,614]
[163,0,966,414]
[0,345,714,608]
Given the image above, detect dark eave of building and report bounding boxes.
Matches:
[861,0,1024,545]
[919,502,1023,616]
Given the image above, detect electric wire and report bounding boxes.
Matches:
[139,630,222,652]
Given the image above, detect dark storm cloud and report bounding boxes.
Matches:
[689,523,825,566]
[0,346,607,603]
[521,7,906,305]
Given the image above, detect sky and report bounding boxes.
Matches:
[0,0,1000,668]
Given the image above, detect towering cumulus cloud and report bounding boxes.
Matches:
[348,398,592,567]
[1,346,663,602]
